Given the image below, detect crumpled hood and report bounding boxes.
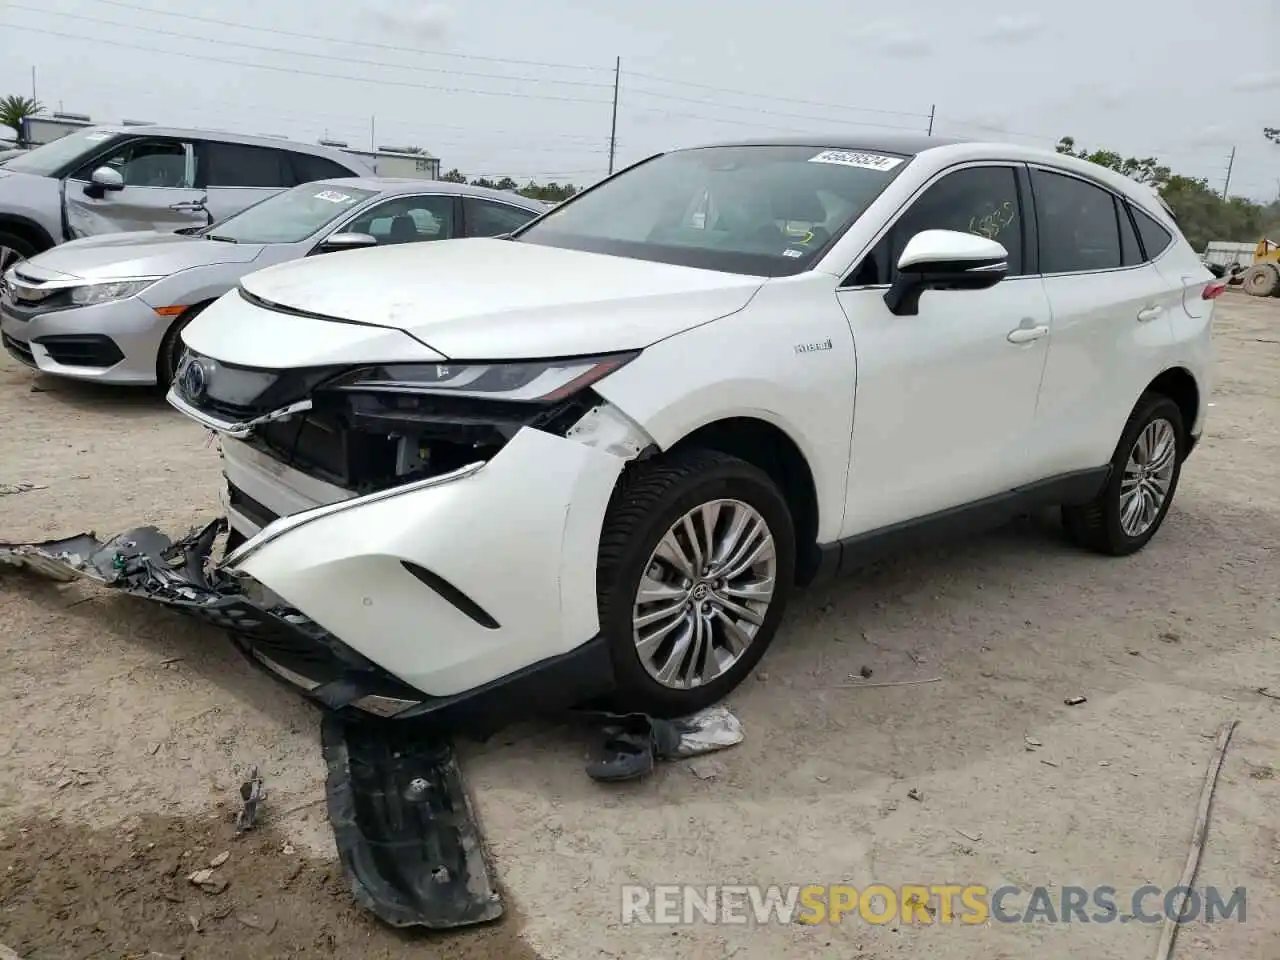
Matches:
[26,231,264,281]
[237,237,765,359]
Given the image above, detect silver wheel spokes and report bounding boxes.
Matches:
[1119,418,1177,538]
[0,246,23,273]
[632,499,777,690]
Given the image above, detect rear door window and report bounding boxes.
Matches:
[200,143,293,188]
[1031,169,1122,274]
[464,198,539,237]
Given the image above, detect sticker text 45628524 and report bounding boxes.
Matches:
[808,150,905,172]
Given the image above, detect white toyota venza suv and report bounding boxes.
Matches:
[167,135,1220,724]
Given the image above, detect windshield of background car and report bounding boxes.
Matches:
[3,128,123,177]
[206,183,378,243]
[515,144,910,276]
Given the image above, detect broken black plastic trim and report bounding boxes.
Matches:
[321,714,503,929]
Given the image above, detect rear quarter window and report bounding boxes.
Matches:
[1130,204,1174,260]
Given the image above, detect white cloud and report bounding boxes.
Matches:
[847,21,933,58]
[979,15,1043,43]
[1229,73,1280,93]
[365,1,455,40]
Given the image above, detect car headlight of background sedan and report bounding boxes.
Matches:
[324,352,639,403]
[68,278,160,306]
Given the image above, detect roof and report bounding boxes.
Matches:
[345,147,440,161]
[83,125,365,165]
[691,133,967,155]
[307,176,549,208]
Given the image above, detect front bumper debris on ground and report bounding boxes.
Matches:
[0,519,613,737]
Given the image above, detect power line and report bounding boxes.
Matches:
[0,20,615,106]
[80,0,614,74]
[622,67,932,120]
[7,4,615,90]
[620,85,927,131]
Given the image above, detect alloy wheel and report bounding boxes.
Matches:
[631,498,777,690]
[0,245,23,274]
[1119,418,1177,538]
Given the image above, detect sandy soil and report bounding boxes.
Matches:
[1,292,1278,959]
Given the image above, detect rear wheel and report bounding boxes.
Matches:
[596,449,796,717]
[1242,263,1280,297]
[156,302,208,387]
[1062,393,1185,556]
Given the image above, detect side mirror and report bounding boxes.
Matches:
[83,166,125,199]
[884,229,1009,316]
[315,232,378,254]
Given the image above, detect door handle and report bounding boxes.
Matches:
[168,200,207,212]
[1007,324,1049,344]
[1137,305,1164,323]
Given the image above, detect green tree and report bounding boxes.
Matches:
[439,168,467,183]
[0,95,43,144]
[1055,136,1171,188]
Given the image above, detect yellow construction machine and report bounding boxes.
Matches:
[1240,238,1280,297]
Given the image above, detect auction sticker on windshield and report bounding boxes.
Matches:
[314,190,356,204]
[808,150,904,171]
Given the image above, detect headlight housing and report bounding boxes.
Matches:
[324,352,638,403]
[69,278,159,306]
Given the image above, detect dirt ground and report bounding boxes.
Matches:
[1,292,1278,960]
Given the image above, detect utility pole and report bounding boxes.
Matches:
[608,56,620,175]
[1222,146,1236,200]
[927,104,935,136]
[31,66,36,102]
[370,115,376,153]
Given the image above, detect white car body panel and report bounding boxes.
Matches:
[834,276,1052,534]
[237,237,766,360]
[182,290,446,367]
[159,136,1217,713]
[233,427,627,696]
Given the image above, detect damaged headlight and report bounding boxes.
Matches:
[69,278,159,306]
[325,352,638,403]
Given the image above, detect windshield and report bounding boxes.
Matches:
[204,183,378,244]
[516,144,910,275]
[3,128,123,177]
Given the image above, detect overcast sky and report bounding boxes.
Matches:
[1,0,1277,198]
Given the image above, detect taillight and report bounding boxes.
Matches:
[1202,280,1227,300]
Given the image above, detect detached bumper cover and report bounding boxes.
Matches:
[0,515,615,735]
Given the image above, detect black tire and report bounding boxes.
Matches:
[156,302,208,387]
[596,448,796,717]
[0,229,40,271]
[1062,393,1186,556]
[1242,263,1280,298]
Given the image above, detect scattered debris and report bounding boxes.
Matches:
[689,759,727,781]
[209,851,230,868]
[55,777,73,790]
[1128,650,1142,656]
[1064,696,1087,706]
[1256,687,1280,702]
[147,742,162,756]
[322,714,502,929]
[907,788,923,802]
[0,482,48,497]
[836,676,943,690]
[159,657,183,666]
[756,672,769,682]
[955,828,982,842]
[815,775,830,784]
[579,705,746,782]
[1159,631,1181,644]
[1040,760,1060,768]
[235,766,266,835]
[1024,737,1043,749]
[186,869,228,895]
[236,913,278,934]
[1098,761,1111,767]
[858,665,874,679]
[1155,720,1238,960]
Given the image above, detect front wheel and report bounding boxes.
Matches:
[1062,393,1186,556]
[596,449,796,717]
[156,302,208,387]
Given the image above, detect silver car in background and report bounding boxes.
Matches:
[1,178,547,385]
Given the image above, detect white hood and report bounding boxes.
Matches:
[237,238,765,359]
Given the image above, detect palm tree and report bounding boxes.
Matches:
[0,95,44,145]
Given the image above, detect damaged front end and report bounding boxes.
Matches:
[4,347,654,735]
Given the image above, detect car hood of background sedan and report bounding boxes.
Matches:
[237,237,767,360]
[26,231,264,281]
